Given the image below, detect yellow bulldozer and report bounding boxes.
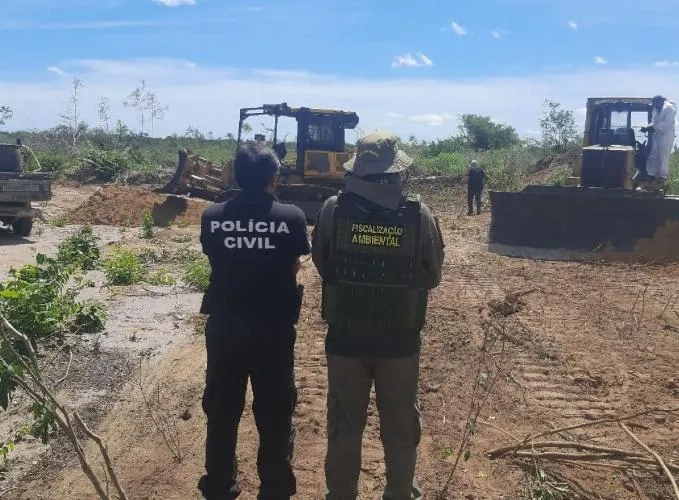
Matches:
[158,102,359,221]
[488,96,679,262]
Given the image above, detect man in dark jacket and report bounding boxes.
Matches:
[198,142,311,499]
[311,131,445,500]
[467,160,487,215]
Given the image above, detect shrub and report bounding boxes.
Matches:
[183,257,210,291]
[56,225,101,271]
[141,210,154,239]
[0,255,73,340]
[71,301,107,334]
[103,248,145,285]
[147,269,177,286]
[25,151,71,174]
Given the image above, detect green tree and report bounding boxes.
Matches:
[539,100,579,152]
[0,106,13,126]
[458,114,520,150]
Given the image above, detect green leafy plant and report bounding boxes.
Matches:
[29,402,58,444]
[0,254,74,340]
[0,319,129,499]
[103,247,145,285]
[49,217,70,228]
[71,301,107,334]
[147,269,176,286]
[141,210,154,239]
[57,225,101,271]
[183,257,210,291]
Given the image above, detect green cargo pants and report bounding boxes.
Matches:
[324,354,423,500]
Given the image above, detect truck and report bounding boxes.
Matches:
[0,140,52,237]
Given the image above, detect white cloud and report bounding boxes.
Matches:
[654,60,679,68]
[391,53,433,68]
[4,58,679,140]
[388,112,403,118]
[567,20,578,31]
[491,30,501,39]
[153,0,196,6]
[594,56,608,65]
[450,22,467,36]
[46,66,67,76]
[409,113,454,127]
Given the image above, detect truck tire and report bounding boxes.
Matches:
[13,218,33,237]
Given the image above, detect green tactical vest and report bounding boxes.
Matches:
[321,191,428,336]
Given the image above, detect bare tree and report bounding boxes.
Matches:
[97,97,112,133]
[123,80,168,136]
[60,77,85,149]
[145,92,168,136]
[0,105,13,126]
[123,81,147,135]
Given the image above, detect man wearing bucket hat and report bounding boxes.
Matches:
[311,131,445,499]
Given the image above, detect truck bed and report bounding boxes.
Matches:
[0,171,53,202]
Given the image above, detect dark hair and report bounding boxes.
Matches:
[234,142,280,191]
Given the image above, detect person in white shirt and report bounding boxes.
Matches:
[641,95,677,181]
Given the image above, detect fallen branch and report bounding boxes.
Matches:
[526,407,679,442]
[489,440,649,460]
[0,486,16,498]
[619,422,679,500]
[508,451,679,473]
[477,419,519,441]
[434,318,508,499]
[0,315,127,500]
[54,346,74,387]
[75,412,129,500]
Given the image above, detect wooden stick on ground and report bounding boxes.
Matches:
[508,451,679,473]
[619,422,679,500]
[488,440,650,459]
[75,412,129,500]
[528,407,679,442]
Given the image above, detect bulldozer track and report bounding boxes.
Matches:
[510,350,620,419]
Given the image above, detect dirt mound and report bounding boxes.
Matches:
[67,185,209,227]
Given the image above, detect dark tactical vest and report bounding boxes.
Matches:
[321,191,428,336]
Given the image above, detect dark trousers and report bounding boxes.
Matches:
[467,187,482,214]
[325,354,422,500]
[199,315,297,499]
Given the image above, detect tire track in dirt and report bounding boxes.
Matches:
[510,349,620,419]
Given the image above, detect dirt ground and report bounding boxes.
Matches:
[1,181,678,499]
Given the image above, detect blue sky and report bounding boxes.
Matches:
[1,0,679,139]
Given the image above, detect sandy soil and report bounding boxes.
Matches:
[1,182,678,499]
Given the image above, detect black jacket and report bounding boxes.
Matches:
[200,190,311,326]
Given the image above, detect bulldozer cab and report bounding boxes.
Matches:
[583,97,653,148]
[570,97,654,189]
[158,102,360,222]
[236,103,359,184]
[488,96,679,263]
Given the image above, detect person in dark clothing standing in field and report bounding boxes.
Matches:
[197,142,311,499]
[467,159,487,215]
[311,131,445,500]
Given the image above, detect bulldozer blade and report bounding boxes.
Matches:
[488,186,679,263]
[156,149,189,195]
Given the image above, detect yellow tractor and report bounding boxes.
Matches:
[488,97,679,262]
[159,103,359,221]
